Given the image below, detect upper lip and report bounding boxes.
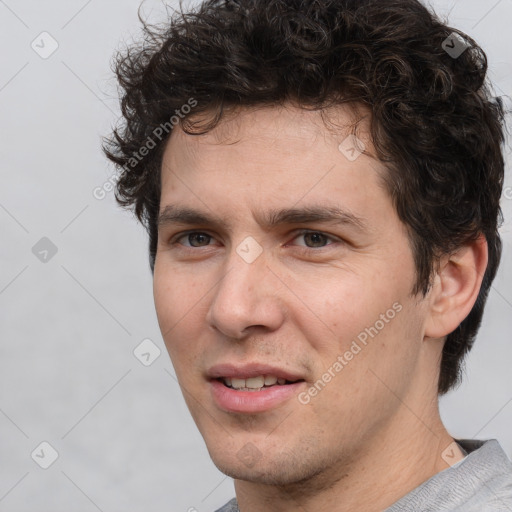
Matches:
[207,363,305,381]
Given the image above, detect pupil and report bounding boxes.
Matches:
[190,233,210,247]
[305,232,326,247]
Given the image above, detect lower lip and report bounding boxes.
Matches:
[210,379,305,413]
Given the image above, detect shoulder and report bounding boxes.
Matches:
[387,439,512,512]
[458,439,512,511]
[214,497,238,512]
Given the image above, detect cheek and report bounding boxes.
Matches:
[153,263,208,352]
[289,254,417,363]
[153,272,209,390]
[289,270,391,349]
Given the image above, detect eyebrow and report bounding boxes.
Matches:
[157,204,369,233]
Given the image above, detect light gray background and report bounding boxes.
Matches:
[0,0,511,511]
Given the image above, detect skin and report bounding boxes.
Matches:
[153,103,487,511]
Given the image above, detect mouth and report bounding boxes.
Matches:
[216,375,305,392]
[207,363,307,413]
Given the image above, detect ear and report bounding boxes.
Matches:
[424,234,488,339]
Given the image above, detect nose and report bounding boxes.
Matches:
[205,244,285,339]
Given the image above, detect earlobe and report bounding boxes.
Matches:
[424,235,488,339]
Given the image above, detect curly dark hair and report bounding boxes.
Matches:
[103,0,507,395]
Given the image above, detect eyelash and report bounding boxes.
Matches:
[170,229,340,250]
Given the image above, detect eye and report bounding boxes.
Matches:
[176,231,214,247]
[291,230,337,248]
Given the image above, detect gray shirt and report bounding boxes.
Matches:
[215,438,512,511]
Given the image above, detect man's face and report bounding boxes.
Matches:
[154,104,432,485]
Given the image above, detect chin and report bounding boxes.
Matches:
[207,442,328,487]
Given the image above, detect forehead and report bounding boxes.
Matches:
[162,102,380,179]
[159,102,389,221]
[166,102,375,158]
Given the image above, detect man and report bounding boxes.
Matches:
[103,0,512,510]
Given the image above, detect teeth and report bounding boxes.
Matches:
[223,375,290,390]
[264,375,278,386]
[246,376,265,389]
[231,378,245,389]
